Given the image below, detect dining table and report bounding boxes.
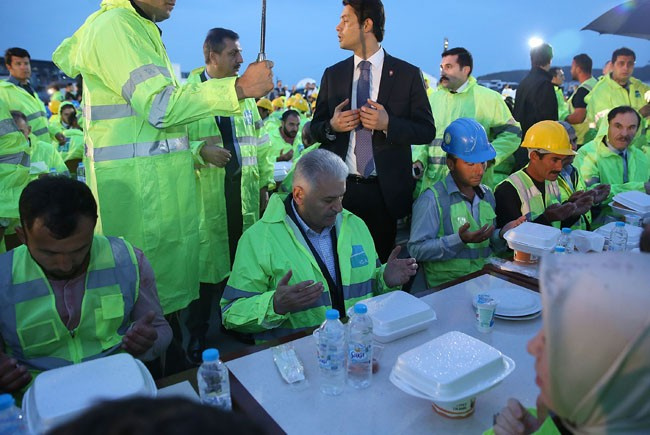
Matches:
[157,265,544,435]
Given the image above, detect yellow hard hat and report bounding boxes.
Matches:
[257,97,273,112]
[310,91,318,100]
[289,97,309,113]
[48,100,61,115]
[272,97,285,109]
[521,121,576,156]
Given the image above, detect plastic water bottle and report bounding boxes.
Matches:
[347,303,373,389]
[197,348,232,411]
[0,394,28,435]
[554,246,567,255]
[557,227,574,253]
[77,162,86,183]
[49,167,58,175]
[318,309,346,395]
[609,221,628,252]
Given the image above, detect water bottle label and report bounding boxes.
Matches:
[348,343,371,363]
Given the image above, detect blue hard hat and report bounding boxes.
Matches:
[441,118,496,163]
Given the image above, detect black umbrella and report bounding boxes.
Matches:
[582,0,650,40]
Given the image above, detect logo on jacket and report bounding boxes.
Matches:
[350,245,369,268]
[243,109,254,126]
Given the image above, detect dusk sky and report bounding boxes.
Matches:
[1,1,648,85]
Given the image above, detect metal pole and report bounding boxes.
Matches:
[256,0,267,62]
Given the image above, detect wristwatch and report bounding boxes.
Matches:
[0,218,11,229]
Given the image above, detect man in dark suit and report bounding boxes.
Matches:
[311,0,435,262]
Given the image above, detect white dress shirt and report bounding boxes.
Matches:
[346,47,385,175]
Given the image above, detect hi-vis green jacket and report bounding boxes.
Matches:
[414,76,521,194]
[0,80,50,142]
[52,0,242,313]
[221,194,396,342]
[0,99,31,221]
[187,67,274,284]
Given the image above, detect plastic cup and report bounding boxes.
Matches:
[475,294,497,333]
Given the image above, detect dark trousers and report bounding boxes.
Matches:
[186,173,242,339]
[343,176,397,263]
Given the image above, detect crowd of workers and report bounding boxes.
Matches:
[0,0,649,433]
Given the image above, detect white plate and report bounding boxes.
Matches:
[390,354,516,404]
[494,311,541,321]
[472,287,542,317]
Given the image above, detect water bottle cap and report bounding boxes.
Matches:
[561,227,571,234]
[615,221,625,227]
[555,246,566,253]
[78,162,84,168]
[354,303,368,314]
[325,309,340,320]
[0,393,15,411]
[202,348,219,362]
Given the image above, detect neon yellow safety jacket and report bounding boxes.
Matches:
[187,67,274,284]
[28,134,69,177]
[585,74,649,152]
[0,80,50,142]
[501,169,562,228]
[575,136,649,205]
[0,235,138,383]
[0,99,31,220]
[221,193,396,342]
[52,0,242,313]
[557,166,590,231]
[555,87,569,122]
[421,177,498,288]
[416,76,521,195]
[567,77,597,145]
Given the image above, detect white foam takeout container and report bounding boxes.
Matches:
[504,222,561,255]
[390,331,515,404]
[23,353,157,434]
[571,230,605,252]
[612,191,650,214]
[595,221,643,249]
[362,291,436,343]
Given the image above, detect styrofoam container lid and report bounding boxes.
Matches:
[505,239,554,257]
[23,353,156,433]
[504,222,561,249]
[613,191,650,213]
[363,291,436,337]
[391,331,514,401]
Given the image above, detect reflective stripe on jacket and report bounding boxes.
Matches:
[502,169,561,228]
[0,236,139,380]
[221,193,394,342]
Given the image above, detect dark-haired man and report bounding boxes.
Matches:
[417,47,521,191]
[0,177,171,393]
[575,106,649,225]
[0,48,51,143]
[586,48,650,152]
[269,109,301,162]
[311,0,435,261]
[184,28,274,362]
[566,53,597,147]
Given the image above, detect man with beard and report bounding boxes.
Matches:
[495,121,592,229]
[575,106,650,225]
[0,176,171,394]
[220,149,417,342]
[415,47,520,193]
[565,54,597,147]
[409,118,524,288]
[184,28,274,362]
[268,109,300,161]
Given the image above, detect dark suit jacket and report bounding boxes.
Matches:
[311,52,435,219]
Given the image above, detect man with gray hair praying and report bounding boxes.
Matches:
[220,149,417,342]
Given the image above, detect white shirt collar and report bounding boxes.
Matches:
[455,78,470,93]
[353,45,384,70]
[605,139,627,157]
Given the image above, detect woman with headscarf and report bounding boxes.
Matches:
[492,252,650,434]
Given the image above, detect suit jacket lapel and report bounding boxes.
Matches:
[343,56,355,101]
[377,52,397,106]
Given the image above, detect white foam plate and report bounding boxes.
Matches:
[472,287,542,317]
[494,311,541,321]
[612,191,650,213]
[608,202,650,219]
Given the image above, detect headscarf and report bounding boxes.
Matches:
[540,253,650,434]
